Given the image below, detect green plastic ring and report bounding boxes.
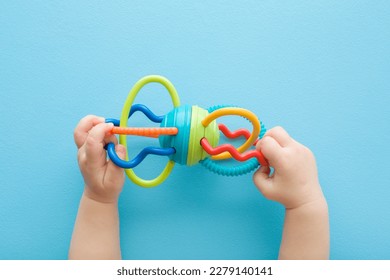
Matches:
[119,75,180,187]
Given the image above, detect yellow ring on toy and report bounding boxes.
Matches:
[119,75,180,187]
[201,107,260,160]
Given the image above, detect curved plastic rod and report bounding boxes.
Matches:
[120,75,180,187]
[218,123,251,139]
[106,118,120,127]
[202,108,260,160]
[218,124,260,146]
[129,104,164,123]
[106,143,175,169]
[106,104,164,127]
[111,127,178,138]
[200,105,267,177]
[200,138,268,167]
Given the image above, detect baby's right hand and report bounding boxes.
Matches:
[74,115,126,204]
[253,127,324,209]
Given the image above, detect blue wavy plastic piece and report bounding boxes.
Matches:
[129,104,164,123]
[105,118,120,126]
[106,143,175,169]
[106,104,164,127]
[106,104,173,168]
[199,105,266,176]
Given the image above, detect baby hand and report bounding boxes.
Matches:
[253,127,324,209]
[74,115,126,203]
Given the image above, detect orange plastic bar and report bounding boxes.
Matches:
[111,127,178,138]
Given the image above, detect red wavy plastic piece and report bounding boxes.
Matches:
[218,124,259,146]
[200,138,268,166]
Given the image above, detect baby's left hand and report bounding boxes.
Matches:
[74,115,126,203]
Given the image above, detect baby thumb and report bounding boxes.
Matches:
[253,166,276,200]
[106,144,127,181]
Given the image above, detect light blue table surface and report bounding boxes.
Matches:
[0,1,389,259]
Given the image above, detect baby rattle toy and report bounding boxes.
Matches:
[105,75,268,188]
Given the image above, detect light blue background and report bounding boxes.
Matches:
[1,1,389,260]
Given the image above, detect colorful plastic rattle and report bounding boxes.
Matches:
[105,75,268,188]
